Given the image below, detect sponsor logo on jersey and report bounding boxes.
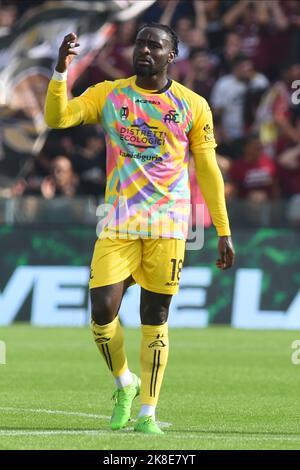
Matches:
[119,122,166,148]
[203,123,214,141]
[135,99,161,105]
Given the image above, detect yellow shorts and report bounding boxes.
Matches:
[89,237,186,295]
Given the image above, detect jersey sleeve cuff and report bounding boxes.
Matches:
[216,227,231,237]
[52,70,68,81]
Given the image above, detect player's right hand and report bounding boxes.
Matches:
[55,33,80,73]
[216,236,235,270]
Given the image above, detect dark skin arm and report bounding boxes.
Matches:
[56,32,80,73]
[216,236,235,270]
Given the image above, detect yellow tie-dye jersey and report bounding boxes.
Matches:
[45,76,230,239]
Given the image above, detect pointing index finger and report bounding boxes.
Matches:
[64,33,77,43]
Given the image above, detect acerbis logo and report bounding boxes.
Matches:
[120,105,129,120]
[94,336,111,344]
[135,99,161,105]
[163,109,179,123]
[148,340,167,348]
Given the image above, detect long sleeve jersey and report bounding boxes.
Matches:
[45,75,230,239]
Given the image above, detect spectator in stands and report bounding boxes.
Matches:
[276,112,300,199]
[277,143,300,199]
[0,1,18,37]
[160,1,207,82]
[16,0,47,18]
[211,54,269,158]
[71,127,106,198]
[254,61,300,157]
[170,19,208,82]
[223,0,288,79]
[202,0,235,53]
[30,128,78,180]
[280,0,300,63]
[142,0,194,30]
[41,155,82,199]
[183,47,217,100]
[228,134,279,202]
[217,31,242,77]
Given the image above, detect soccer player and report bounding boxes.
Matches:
[44,23,235,435]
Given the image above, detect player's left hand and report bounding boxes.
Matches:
[216,236,235,270]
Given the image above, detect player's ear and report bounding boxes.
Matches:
[168,51,175,64]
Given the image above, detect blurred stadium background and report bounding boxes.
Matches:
[0,0,300,450]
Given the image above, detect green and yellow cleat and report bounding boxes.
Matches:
[110,374,141,430]
[134,415,164,435]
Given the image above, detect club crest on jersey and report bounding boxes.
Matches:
[120,105,129,120]
[163,109,179,123]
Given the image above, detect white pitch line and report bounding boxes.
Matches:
[0,430,108,436]
[2,408,296,442]
[0,407,109,420]
[0,407,172,428]
[0,430,299,443]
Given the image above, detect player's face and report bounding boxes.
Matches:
[133,28,174,77]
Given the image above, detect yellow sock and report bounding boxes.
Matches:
[91,316,128,377]
[140,323,169,406]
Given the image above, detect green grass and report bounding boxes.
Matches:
[0,325,300,450]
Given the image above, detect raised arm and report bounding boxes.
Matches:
[159,0,180,26]
[44,33,101,129]
[223,0,251,29]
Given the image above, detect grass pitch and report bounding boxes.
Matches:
[0,325,299,450]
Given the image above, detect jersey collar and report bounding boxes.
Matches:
[131,76,172,94]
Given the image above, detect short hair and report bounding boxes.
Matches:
[231,54,251,70]
[279,59,300,76]
[241,133,261,150]
[189,47,208,60]
[136,22,179,57]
